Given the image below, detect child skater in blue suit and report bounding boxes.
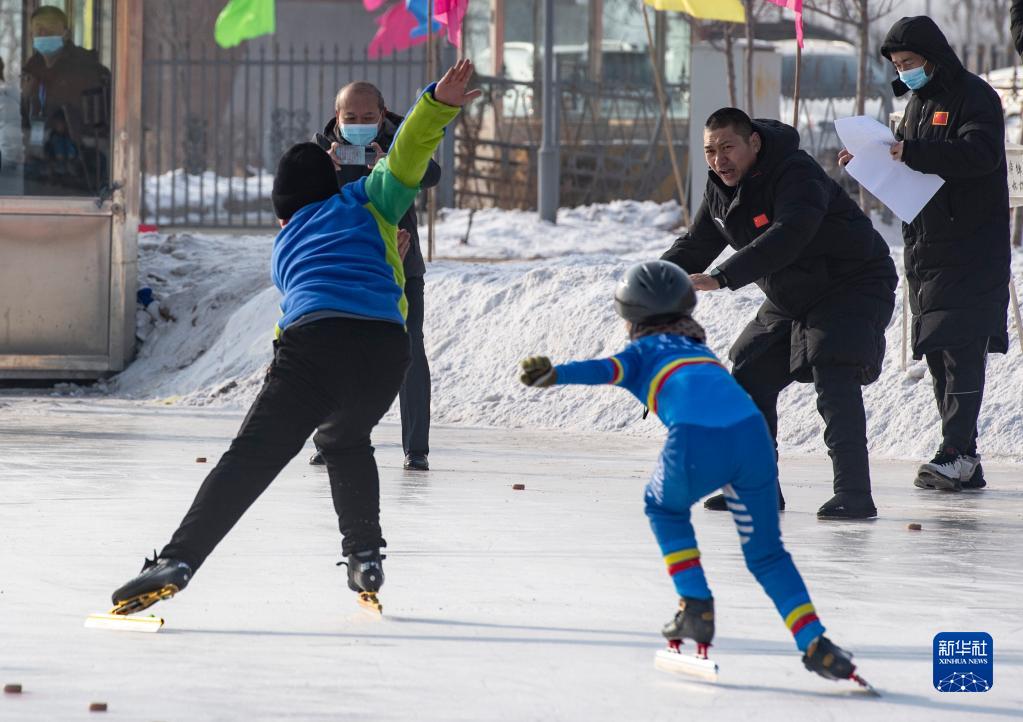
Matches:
[520,260,868,686]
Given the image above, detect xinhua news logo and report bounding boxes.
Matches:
[933,632,993,693]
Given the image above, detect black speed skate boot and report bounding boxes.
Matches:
[802,635,878,693]
[111,553,192,615]
[662,596,714,657]
[338,549,386,614]
[802,635,856,680]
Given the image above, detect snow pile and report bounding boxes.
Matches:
[433,200,684,260]
[111,202,1023,462]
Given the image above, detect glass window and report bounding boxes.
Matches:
[0,0,112,197]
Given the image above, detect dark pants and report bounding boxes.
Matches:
[399,275,431,457]
[161,318,410,571]
[733,336,871,496]
[925,338,988,455]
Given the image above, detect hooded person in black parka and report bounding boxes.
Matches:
[663,108,897,520]
[869,16,1009,491]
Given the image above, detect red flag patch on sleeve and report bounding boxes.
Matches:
[753,213,770,228]
[932,111,949,126]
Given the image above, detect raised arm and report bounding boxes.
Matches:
[364,60,479,224]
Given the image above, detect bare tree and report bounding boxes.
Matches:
[743,0,756,114]
[805,0,895,115]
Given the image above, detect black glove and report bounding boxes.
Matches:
[520,356,557,388]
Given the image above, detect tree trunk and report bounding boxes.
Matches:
[724,24,737,107]
[856,0,869,212]
[744,0,755,115]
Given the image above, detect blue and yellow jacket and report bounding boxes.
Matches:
[554,334,761,428]
[271,84,458,334]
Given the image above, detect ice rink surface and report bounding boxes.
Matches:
[1,399,1020,721]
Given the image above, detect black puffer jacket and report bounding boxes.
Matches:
[882,16,1010,356]
[313,110,441,278]
[662,120,896,382]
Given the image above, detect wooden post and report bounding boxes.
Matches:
[642,5,691,228]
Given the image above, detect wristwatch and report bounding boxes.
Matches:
[709,267,730,290]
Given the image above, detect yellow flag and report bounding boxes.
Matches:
[643,0,745,23]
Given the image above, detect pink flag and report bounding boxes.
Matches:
[433,0,468,47]
[764,0,803,48]
[367,2,428,59]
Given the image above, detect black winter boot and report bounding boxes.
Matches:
[817,492,877,519]
[704,484,784,512]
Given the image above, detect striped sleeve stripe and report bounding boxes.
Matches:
[609,356,625,385]
[646,357,723,413]
[784,603,817,630]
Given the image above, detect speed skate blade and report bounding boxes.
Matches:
[655,648,719,682]
[357,592,383,617]
[85,613,164,633]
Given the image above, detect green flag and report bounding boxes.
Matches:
[214,0,276,48]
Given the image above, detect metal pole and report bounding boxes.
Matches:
[427,0,436,260]
[537,0,558,223]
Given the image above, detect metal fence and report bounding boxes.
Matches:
[455,74,688,211]
[141,42,428,227]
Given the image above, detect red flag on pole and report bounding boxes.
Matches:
[764,0,803,47]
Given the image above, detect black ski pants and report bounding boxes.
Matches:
[398,275,431,457]
[161,318,410,571]
[732,335,871,496]
[925,337,988,455]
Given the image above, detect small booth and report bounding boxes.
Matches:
[0,0,141,379]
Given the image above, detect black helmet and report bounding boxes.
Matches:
[614,261,696,324]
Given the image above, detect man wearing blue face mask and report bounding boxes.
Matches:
[20,5,110,193]
[841,16,1009,491]
[311,81,441,472]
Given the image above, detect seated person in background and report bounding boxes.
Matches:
[20,5,110,192]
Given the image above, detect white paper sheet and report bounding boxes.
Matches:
[834,115,944,223]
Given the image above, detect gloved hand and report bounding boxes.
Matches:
[520,356,557,387]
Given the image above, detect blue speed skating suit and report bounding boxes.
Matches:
[554,332,826,651]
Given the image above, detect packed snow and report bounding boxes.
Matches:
[107,200,1023,465]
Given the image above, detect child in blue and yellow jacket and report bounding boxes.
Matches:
[108,61,480,617]
[520,260,864,684]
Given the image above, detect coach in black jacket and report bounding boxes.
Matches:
[663,108,896,519]
[312,81,440,471]
[869,17,1009,490]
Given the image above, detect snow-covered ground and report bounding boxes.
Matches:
[108,201,1023,464]
[1,400,1020,721]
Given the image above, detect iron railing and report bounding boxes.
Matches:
[141,42,428,227]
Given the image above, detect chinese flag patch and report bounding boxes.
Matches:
[753,213,770,228]
[932,111,949,126]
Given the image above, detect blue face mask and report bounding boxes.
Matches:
[33,35,64,56]
[898,65,931,91]
[339,123,378,146]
